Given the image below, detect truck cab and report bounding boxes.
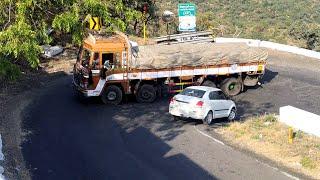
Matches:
[73,32,130,97]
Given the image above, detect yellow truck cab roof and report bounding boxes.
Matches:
[83,32,128,52]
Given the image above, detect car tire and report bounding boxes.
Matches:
[228,108,237,121]
[221,77,242,96]
[203,111,213,125]
[173,115,180,121]
[201,80,216,88]
[136,84,157,103]
[101,85,123,105]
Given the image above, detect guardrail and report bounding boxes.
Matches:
[279,106,320,137]
[155,31,212,42]
[155,31,213,44]
[154,34,320,59]
[214,37,320,60]
[0,134,4,179]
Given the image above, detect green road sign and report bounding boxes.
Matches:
[178,3,196,32]
[178,3,196,17]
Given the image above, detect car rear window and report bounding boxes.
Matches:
[180,88,206,98]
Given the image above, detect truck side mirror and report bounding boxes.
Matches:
[100,67,106,79]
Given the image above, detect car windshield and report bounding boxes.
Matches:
[180,88,206,98]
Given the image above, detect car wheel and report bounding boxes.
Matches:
[203,111,213,125]
[173,115,180,121]
[101,85,123,105]
[228,108,237,121]
[221,78,242,96]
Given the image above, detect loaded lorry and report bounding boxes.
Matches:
[73,31,267,105]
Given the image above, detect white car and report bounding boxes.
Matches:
[169,86,237,125]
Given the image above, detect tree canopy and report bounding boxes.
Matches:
[0,0,155,70]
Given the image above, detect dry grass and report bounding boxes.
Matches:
[128,35,156,46]
[216,114,320,179]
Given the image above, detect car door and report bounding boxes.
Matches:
[217,91,232,117]
[208,91,224,118]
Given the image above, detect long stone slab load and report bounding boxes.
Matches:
[131,43,268,69]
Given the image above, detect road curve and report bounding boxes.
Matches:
[21,50,320,180]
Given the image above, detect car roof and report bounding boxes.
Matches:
[186,86,221,92]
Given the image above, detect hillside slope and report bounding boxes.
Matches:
[154,0,320,51]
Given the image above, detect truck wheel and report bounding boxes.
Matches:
[201,80,216,88]
[221,78,242,96]
[101,85,123,105]
[136,84,157,103]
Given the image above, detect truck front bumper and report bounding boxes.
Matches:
[73,77,90,97]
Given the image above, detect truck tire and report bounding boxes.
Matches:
[136,84,157,103]
[101,85,123,105]
[201,80,216,88]
[221,77,242,96]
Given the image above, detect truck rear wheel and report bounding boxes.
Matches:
[221,78,242,96]
[101,85,123,105]
[201,80,216,88]
[136,84,157,103]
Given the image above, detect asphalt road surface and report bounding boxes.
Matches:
[21,50,320,180]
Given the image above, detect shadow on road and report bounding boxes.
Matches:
[21,78,215,179]
[262,68,278,84]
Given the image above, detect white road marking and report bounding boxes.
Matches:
[193,125,225,146]
[281,171,300,180]
[194,125,300,180]
[255,159,300,180]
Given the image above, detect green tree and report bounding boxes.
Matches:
[0,0,154,82]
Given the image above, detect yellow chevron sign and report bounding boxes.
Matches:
[89,17,101,30]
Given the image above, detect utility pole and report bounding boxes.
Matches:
[162,11,175,45]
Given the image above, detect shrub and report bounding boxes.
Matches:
[0,59,21,83]
[300,156,316,169]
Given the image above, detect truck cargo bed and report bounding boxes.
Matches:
[131,43,267,69]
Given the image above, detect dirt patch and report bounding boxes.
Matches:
[215,115,320,179]
[40,48,77,74]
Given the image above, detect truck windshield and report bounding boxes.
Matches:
[180,88,206,98]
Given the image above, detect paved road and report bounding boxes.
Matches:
[21,50,320,180]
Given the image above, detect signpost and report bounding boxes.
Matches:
[143,3,148,44]
[89,17,102,31]
[178,3,196,32]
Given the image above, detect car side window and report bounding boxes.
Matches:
[209,91,220,100]
[218,91,227,100]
